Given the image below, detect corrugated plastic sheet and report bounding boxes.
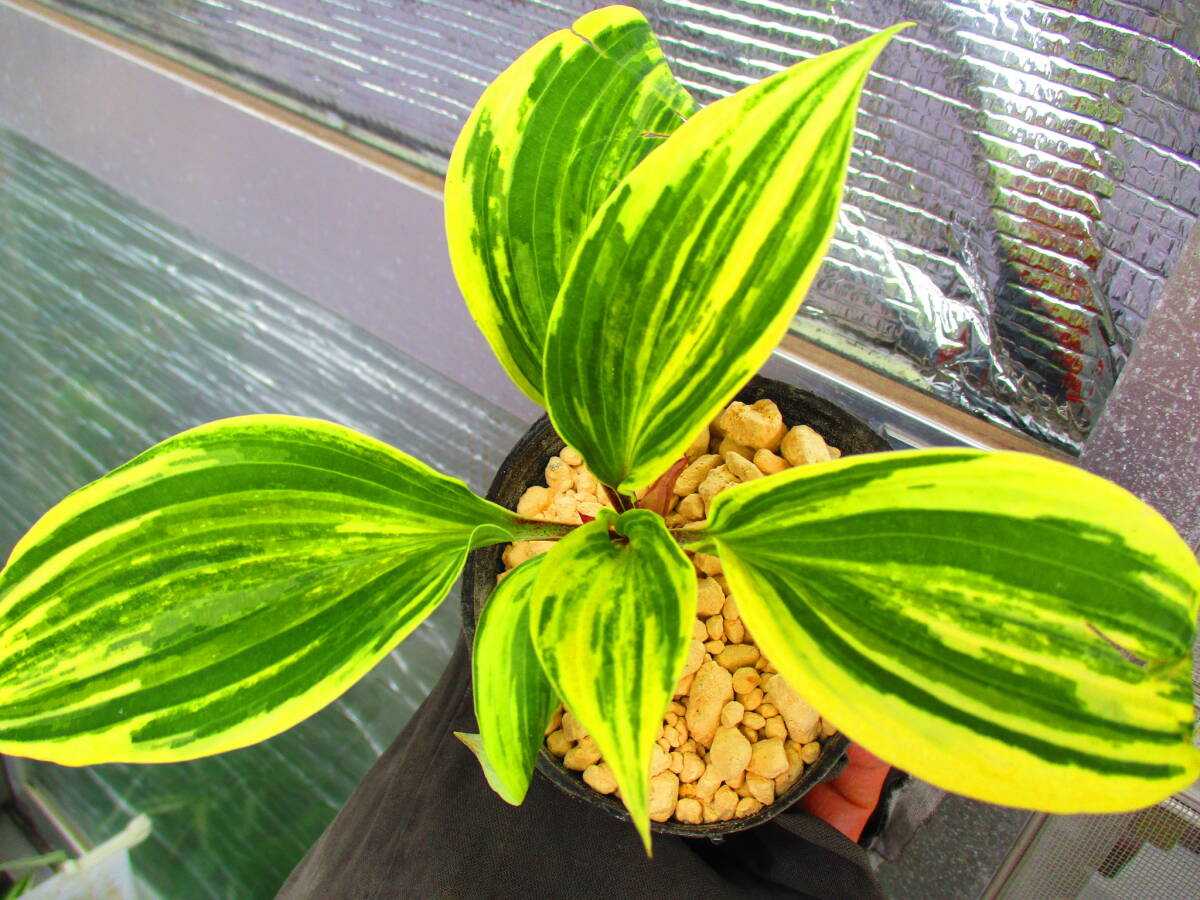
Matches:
[43,0,1200,452]
[0,125,525,899]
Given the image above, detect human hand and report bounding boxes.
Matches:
[799,743,890,842]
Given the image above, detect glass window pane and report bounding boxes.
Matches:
[0,124,525,898]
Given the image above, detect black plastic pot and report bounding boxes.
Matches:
[461,374,891,838]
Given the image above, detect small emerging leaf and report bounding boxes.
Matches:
[445,5,697,404]
[467,553,556,805]
[544,24,908,492]
[530,509,694,853]
[0,416,559,765]
[701,449,1200,812]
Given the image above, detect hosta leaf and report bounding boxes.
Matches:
[459,553,556,805]
[0,416,562,765]
[698,449,1200,812]
[530,509,694,852]
[445,5,697,405]
[543,25,907,492]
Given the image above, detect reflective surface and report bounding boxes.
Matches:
[40,0,1200,451]
[0,126,526,898]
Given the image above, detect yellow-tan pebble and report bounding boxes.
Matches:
[710,401,743,436]
[765,675,821,743]
[709,726,752,783]
[680,752,705,784]
[564,737,601,771]
[675,797,703,824]
[706,615,725,641]
[699,466,739,512]
[758,703,778,718]
[775,742,805,793]
[692,619,708,641]
[747,738,789,779]
[740,725,759,742]
[732,667,760,695]
[720,700,745,728]
[583,763,617,794]
[560,446,583,466]
[669,751,684,774]
[575,467,599,496]
[740,688,764,711]
[546,729,572,757]
[681,640,705,680]
[674,454,721,496]
[545,456,573,491]
[781,425,831,467]
[753,448,788,475]
[674,671,696,698]
[746,772,775,805]
[696,576,725,616]
[650,744,671,776]
[516,485,552,517]
[694,551,724,577]
[725,619,745,644]
[821,719,838,738]
[801,741,821,764]
[724,451,762,483]
[742,711,766,730]
[763,716,789,742]
[685,428,711,460]
[695,765,723,803]
[736,797,764,818]
[713,785,739,821]
[547,492,583,524]
[686,660,734,748]
[717,644,760,671]
[716,436,754,461]
[678,493,705,521]
[509,540,556,569]
[722,595,739,619]
[705,640,725,656]
[562,711,587,742]
[649,772,680,822]
[719,399,787,451]
[544,707,563,736]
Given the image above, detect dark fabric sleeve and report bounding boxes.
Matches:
[277,638,883,900]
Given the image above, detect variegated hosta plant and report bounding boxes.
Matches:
[0,6,1197,854]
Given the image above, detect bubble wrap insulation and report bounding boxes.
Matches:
[44,0,1200,452]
